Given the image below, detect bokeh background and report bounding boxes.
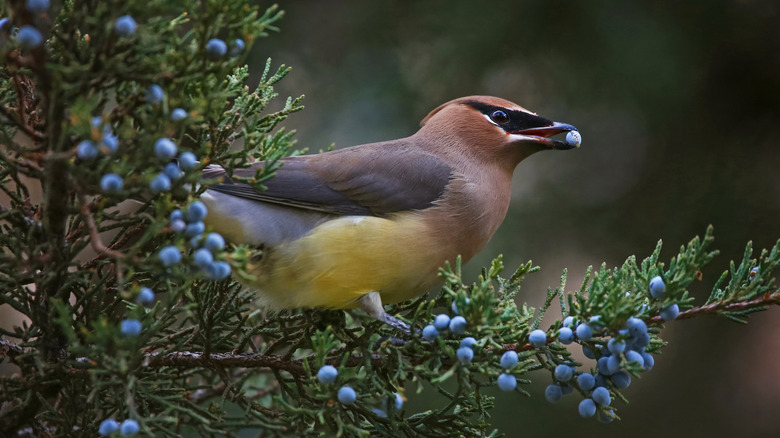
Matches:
[249,0,780,436]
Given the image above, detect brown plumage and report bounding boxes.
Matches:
[201,96,578,332]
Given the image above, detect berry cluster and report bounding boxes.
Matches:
[161,201,231,280]
[422,299,534,392]
[538,276,676,422]
[98,418,138,436]
[78,117,119,160]
[205,38,245,60]
[316,365,403,415]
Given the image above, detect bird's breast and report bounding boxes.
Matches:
[247,213,449,309]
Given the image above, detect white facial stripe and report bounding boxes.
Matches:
[508,133,536,142]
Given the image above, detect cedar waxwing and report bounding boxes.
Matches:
[200,96,579,332]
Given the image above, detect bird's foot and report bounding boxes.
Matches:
[358,291,411,336]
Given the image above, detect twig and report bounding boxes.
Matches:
[148,351,309,374]
[0,337,27,360]
[80,223,146,269]
[77,194,125,260]
[647,292,780,324]
[0,104,44,142]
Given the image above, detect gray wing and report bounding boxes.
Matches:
[204,141,453,217]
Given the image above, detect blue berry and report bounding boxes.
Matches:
[193,248,213,268]
[162,164,182,182]
[372,408,387,418]
[592,386,611,406]
[98,419,119,436]
[189,236,201,248]
[149,174,171,193]
[102,133,119,153]
[146,84,164,105]
[120,418,139,435]
[545,384,562,403]
[565,130,581,147]
[204,233,225,251]
[660,304,679,321]
[575,323,592,341]
[0,18,10,32]
[562,315,576,328]
[749,266,758,281]
[393,392,403,410]
[317,365,338,384]
[26,0,50,13]
[76,140,98,160]
[597,357,613,376]
[633,332,651,348]
[496,373,517,392]
[171,108,187,121]
[627,317,648,337]
[642,352,655,371]
[594,373,608,388]
[205,38,227,60]
[560,383,573,395]
[154,138,177,158]
[422,324,438,342]
[449,316,467,335]
[205,261,231,280]
[607,354,621,373]
[158,245,181,266]
[554,364,573,382]
[178,152,198,169]
[588,315,604,330]
[460,337,477,349]
[114,15,137,37]
[500,350,518,369]
[611,371,631,389]
[137,287,154,304]
[607,338,626,355]
[100,173,123,193]
[171,219,187,232]
[649,276,665,299]
[120,319,142,337]
[625,350,645,367]
[337,386,356,404]
[579,398,597,418]
[528,329,547,348]
[577,373,595,391]
[433,314,450,331]
[185,201,208,222]
[170,209,183,222]
[558,327,574,344]
[230,38,245,57]
[456,346,474,364]
[17,25,43,49]
[582,346,596,359]
[184,221,205,238]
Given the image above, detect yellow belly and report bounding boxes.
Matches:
[243,213,446,310]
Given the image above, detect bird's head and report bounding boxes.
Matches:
[419,96,579,169]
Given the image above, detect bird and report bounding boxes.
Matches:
[200,95,579,333]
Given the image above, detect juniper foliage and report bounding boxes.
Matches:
[1,1,779,437]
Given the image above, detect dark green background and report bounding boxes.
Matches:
[251,1,780,436]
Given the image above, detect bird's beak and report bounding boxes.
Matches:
[511,122,579,150]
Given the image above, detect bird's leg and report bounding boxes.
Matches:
[358,291,411,336]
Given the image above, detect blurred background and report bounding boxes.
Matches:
[252,0,780,436]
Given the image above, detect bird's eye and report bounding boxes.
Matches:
[490,110,509,124]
